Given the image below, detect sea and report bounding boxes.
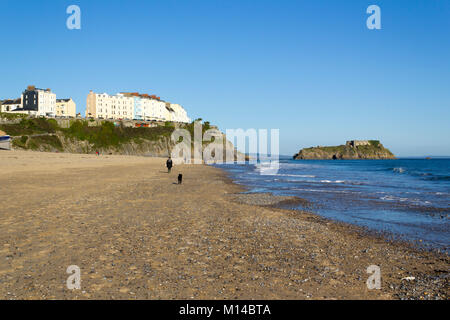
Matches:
[214,157,450,251]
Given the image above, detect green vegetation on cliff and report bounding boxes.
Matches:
[63,121,175,149]
[0,112,28,121]
[0,117,58,136]
[293,140,395,160]
[0,116,219,155]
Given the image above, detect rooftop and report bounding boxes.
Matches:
[25,85,52,92]
[1,98,21,105]
[120,92,161,101]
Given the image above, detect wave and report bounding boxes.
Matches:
[392,167,406,174]
[277,174,316,178]
[380,195,432,206]
[274,177,367,186]
[292,188,360,194]
[425,175,450,181]
[388,167,450,181]
[320,180,346,184]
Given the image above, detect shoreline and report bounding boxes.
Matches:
[228,189,447,256]
[0,150,448,300]
[218,162,450,255]
[218,168,449,300]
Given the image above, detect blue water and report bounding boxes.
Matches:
[215,157,450,251]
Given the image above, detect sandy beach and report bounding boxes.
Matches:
[0,150,447,300]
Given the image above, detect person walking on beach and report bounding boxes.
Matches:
[166,157,173,173]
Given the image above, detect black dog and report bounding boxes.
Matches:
[178,174,183,184]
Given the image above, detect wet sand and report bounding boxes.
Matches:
[0,150,448,300]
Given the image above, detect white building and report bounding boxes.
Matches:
[86,90,190,123]
[169,103,190,123]
[0,99,21,113]
[21,85,56,117]
[134,96,169,121]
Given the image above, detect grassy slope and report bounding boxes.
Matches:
[0,115,214,154]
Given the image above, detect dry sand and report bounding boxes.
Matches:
[0,150,448,300]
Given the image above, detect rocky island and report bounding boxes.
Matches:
[293,140,396,160]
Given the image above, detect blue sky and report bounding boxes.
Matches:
[0,0,449,156]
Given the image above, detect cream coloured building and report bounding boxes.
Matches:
[86,91,134,119]
[86,90,190,123]
[56,98,76,118]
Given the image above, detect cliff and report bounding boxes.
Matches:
[293,140,396,160]
[0,116,245,160]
